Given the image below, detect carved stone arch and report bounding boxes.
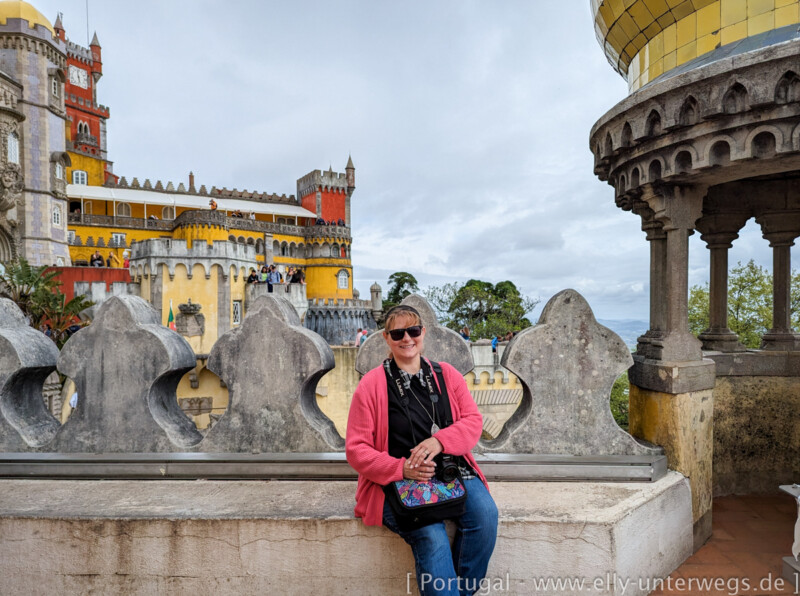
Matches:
[722,82,748,114]
[255,239,264,254]
[620,122,633,147]
[678,95,698,126]
[792,122,800,151]
[312,243,321,258]
[272,240,280,254]
[646,157,664,182]
[645,109,662,137]
[174,262,190,281]
[618,173,627,194]
[331,242,339,258]
[708,139,732,167]
[246,237,255,245]
[630,166,640,189]
[0,225,14,262]
[228,235,236,242]
[157,260,175,280]
[237,236,246,244]
[670,144,699,174]
[775,70,800,104]
[604,132,613,156]
[745,124,784,156]
[280,241,288,256]
[321,241,331,256]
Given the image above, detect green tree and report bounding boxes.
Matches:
[0,258,92,349]
[425,279,538,340]
[384,271,419,310]
[609,372,630,431]
[688,259,782,349]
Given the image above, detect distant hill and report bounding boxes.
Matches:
[597,319,648,349]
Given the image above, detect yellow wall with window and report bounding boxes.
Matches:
[67,152,106,186]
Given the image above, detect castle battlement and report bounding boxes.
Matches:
[65,40,92,63]
[130,238,256,262]
[107,176,296,205]
[296,168,349,198]
[129,238,256,283]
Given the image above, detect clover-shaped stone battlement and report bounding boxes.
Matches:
[201,294,340,452]
[483,289,660,456]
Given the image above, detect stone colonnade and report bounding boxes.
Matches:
[636,183,800,355]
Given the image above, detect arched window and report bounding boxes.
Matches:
[72,170,88,184]
[55,162,64,180]
[7,132,19,164]
[162,206,175,220]
[337,269,349,289]
[52,205,61,226]
[116,202,131,217]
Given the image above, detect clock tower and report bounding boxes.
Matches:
[55,15,113,188]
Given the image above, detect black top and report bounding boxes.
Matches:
[386,361,448,459]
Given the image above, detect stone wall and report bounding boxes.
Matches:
[713,375,800,496]
[0,474,692,596]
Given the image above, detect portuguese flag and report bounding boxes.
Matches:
[168,300,176,331]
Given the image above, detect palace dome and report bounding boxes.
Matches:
[0,1,54,35]
[593,0,800,92]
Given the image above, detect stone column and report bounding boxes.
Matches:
[642,184,705,363]
[633,199,666,359]
[756,212,800,351]
[696,213,748,352]
[630,184,715,550]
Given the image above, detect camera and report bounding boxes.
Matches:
[435,454,460,483]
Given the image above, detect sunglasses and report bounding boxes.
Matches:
[386,325,423,341]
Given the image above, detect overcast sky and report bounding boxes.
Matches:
[32,0,782,321]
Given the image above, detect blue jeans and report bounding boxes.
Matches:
[383,477,498,596]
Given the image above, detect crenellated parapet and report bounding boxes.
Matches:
[107,175,296,204]
[130,238,255,282]
[0,21,66,68]
[296,168,350,199]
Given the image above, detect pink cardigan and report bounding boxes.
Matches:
[345,360,488,526]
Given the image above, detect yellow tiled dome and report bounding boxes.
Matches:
[0,1,53,35]
[593,0,800,92]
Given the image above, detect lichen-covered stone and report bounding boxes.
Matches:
[201,295,340,452]
[55,295,201,452]
[485,289,660,456]
[0,298,60,450]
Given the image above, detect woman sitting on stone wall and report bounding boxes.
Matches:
[345,304,497,595]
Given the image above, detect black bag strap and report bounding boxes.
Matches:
[426,359,454,427]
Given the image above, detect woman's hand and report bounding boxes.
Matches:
[403,457,436,482]
[406,437,443,471]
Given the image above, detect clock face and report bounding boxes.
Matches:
[68,65,89,89]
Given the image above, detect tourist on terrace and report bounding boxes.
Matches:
[89,250,104,267]
[258,266,269,285]
[246,268,258,284]
[346,304,497,596]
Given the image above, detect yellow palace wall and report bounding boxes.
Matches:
[67,152,106,186]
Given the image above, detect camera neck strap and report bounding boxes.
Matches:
[384,358,454,443]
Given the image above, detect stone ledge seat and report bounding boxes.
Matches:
[0,472,692,596]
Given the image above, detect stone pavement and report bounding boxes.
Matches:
[652,494,798,596]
